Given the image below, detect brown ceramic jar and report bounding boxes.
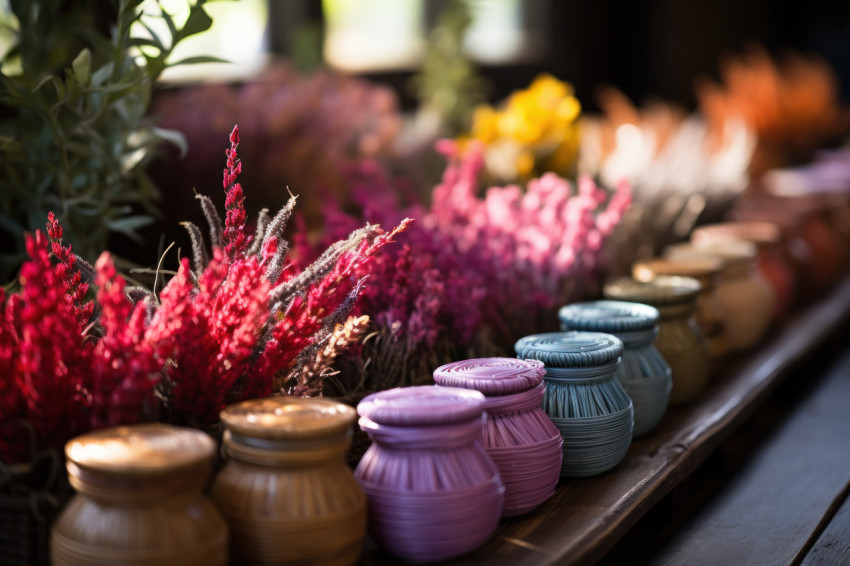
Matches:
[664,240,775,351]
[691,221,795,317]
[211,397,366,566]
[632,256,727,360]
[51,424,228,566]
[604,276,710,405]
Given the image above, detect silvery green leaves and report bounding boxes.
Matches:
[0,0,223,278]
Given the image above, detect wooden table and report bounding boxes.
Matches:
[360,277,850,566]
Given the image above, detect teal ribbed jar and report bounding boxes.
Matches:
[558,301,671,437]
[514,332,633,477]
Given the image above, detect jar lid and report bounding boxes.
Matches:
[663,241,756,273]
[358,386,486,426]
[514,331,623,368]
[558,300,659,333]
[65,423,215,476]
[220,397,357,441]
[691,221,781,247]
[432,358,545,396]
[632,257,722,282]
[603,275,702,304]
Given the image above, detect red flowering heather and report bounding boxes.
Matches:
[88,253,159,428]
[222,126,251,262]
[45,211,94,333]
[146,126,407,427]
[1,226,168,463]
[5,232,89,460]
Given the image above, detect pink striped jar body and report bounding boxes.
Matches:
[433,358,563,516]
[354,386,504,562]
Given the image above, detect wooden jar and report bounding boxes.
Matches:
[51,424,228,566]
[211,397,366,566]
[665,240,775,351]
[604,276,710,405]
[633,256,728,360]
[691,221,795,318]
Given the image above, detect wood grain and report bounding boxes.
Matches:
[645,348,850,565]
[359,277,850,566]
[801,487,850,566]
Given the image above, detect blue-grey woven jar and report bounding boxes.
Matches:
[558,301,671,437]
[514,332,633,477]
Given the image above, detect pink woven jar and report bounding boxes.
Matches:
[354,386,504,562]
[433,358,562,517]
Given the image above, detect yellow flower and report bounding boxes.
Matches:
[458,73,582,182]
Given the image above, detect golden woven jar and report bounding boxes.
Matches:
[665,240,775,351]
[633,256,728,360]
[604,276,710,405]
[211,397,366,566]
[51,424,228,566]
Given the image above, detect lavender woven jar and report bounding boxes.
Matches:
[515,332,633,478]
[558,301,671,437]
[433,358,563,517]
[354,386,504,562]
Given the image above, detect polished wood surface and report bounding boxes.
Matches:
[360,277,850,565]
[647,347,850,565]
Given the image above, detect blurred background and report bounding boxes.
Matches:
[2,0,850,271]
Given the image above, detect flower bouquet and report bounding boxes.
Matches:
[0,126,406,560]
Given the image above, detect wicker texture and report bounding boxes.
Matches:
[50,424,228,566]
[560,301,672,436]
[212,398,366,566]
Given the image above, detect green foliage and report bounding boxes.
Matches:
[0,0,222,275]
[409,0,489,136]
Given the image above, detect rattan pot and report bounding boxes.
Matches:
[632,256,728,360]
[50,424,228,566]
[604,276,710,405]
[211,397,366,566]
[558,301,671,437]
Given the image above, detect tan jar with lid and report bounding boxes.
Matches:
[51,424,228,566]
[633,256,728,360]
[211,397,366,566]
[664,240,775,351]
[604,275,710,405]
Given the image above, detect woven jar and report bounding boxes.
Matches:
[633,256,728,360]
[514,332,634,477]
[433,358,563,516]
[211,397,366,566]
[558,301,671,437]
[51,424,228,566]
[355,386,504,562]
[691,221,795,318]
[665,240,775,351]
[604,276,710,405]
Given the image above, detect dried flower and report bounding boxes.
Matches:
[315,142,630,392]
[46,211,95,333]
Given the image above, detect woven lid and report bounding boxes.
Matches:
[220,397,356,441]
[632,257,722,281]
[603,275,701,305]
[514,331,623,368]
[433,357,545,396]
[358,386,485,426]
[558,300,659,333]
[65,423,215,476]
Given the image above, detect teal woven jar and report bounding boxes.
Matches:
[514,332,633,477]
[558,301,671,437]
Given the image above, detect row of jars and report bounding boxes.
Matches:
[51,307,680,565]
[50,217,827,565]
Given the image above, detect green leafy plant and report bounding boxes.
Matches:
[0,0,222,276]
[409,0,488,136]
